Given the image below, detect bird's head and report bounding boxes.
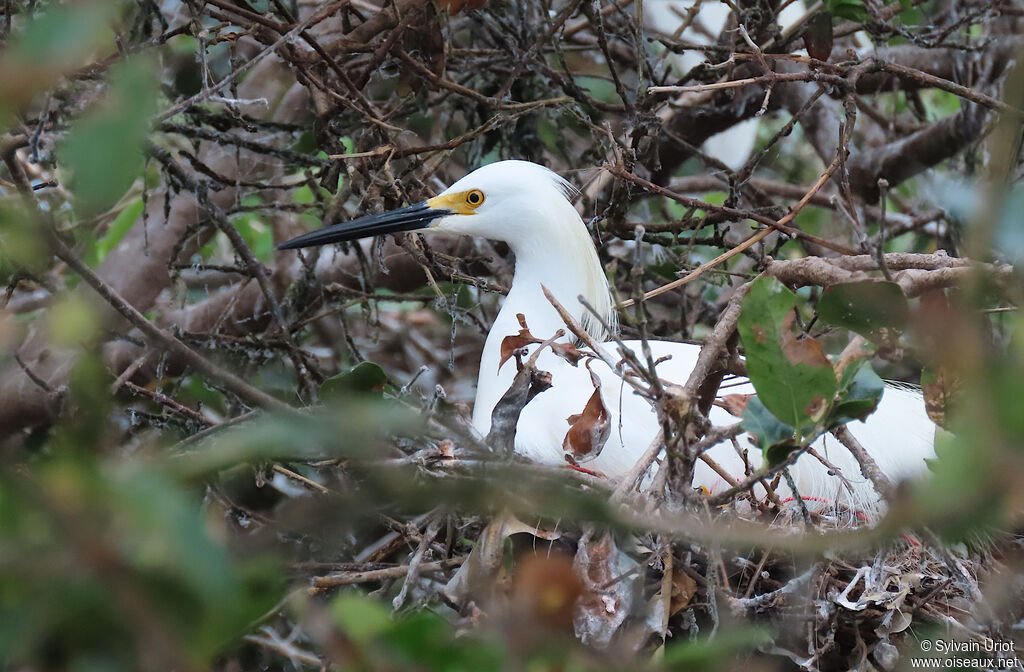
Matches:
[277,160,579,251]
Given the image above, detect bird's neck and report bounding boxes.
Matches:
[471,206,614,434]
[497,207,613,346]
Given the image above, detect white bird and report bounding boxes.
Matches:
[280,161,936,519]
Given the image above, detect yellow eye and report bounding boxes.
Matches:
[465,190,484,207]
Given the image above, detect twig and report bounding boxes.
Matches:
[310,557,466,594]
[48,234,297,415]
[122,381,213,428]
[392,517,443,610]
[728,564,819,612]
[831,425,895,501]
[618,153,845,307]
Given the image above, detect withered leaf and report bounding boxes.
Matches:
[551,342,586,367]
[780,312,830,368]
[915,290,962,429]
[574,532,636,648]
[717,393,753,417]
[396,4,447,80]
[804,394,828,420]
[444,509,561,608]
[802,11,834,61]
[510,553,581,631]
[562,368,610,462]
[498,313,541,370]
[922,366,957,429]
[669,569,698,616]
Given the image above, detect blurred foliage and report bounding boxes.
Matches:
[0,358,280,670]
[0,0,1022,671]
[58,59,158,217]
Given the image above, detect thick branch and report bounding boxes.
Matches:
[847,103,988,202]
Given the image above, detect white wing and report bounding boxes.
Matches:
[511,340,935,518]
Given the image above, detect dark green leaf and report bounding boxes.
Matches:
[659,626,773,668]
[738,277,836,435]
[381,610,505,672]
[320,361,389,399]
[0,200,45,277]
[829,360,885,425]
[740,396,797,460]
[818,280,909,335]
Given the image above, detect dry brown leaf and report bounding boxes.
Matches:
[562,368,610,462]
[573,532,636,648]
[916,289,954,351]
[551,341,586,367]
[717,393,753,417]
[510,553,582,631]
[669,569,698,615]
[923,367,957,428]
[443,509,561,608]
[498,313,541,370]
[915,290,963,428]
[802,11,834,61]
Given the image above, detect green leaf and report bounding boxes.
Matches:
[381,610,504,672]
[738,277,836,435]
[740,396,798,463]
[233,215,274,262]
[169,404,418,479]
[95,199,145,264]
[58,59,158,217]
[48,294,100,347]
[330,593,393,645]
[293,184,316,204]
[320,361,389,399]
[0,199,46,277]
[15,456,281,666]
[0,0,120,123]
[817,280,908,335]
[8,3,116,65]
[823,0,870,21]
[829,360,885,425]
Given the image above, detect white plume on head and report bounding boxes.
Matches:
[528,163,617,341]
[515,162,616,339]
[439,160,618,341]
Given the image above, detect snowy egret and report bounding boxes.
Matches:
[279,161,936,517]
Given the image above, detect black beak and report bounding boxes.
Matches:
[276,202,450,250]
